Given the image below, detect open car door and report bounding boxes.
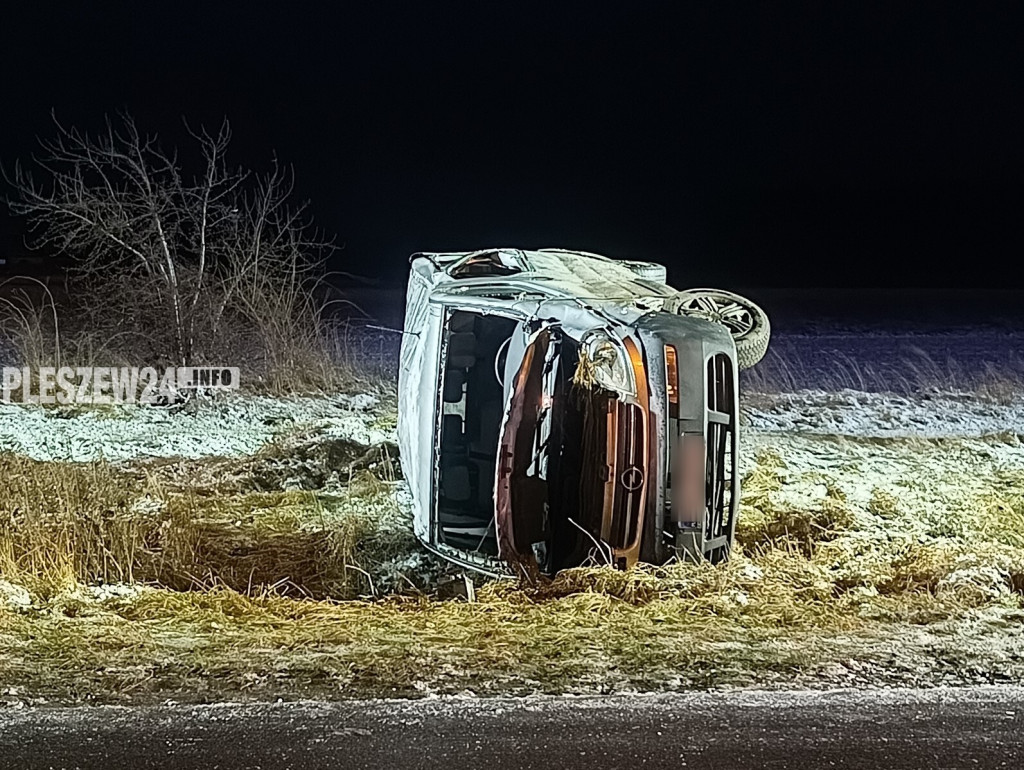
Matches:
[494,327,558,575]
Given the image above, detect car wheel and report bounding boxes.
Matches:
[668,288,771,369]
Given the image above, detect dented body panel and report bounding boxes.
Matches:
[397,248,742,576]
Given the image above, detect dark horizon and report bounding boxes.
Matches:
[2,2,1022,290]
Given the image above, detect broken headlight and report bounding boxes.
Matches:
[580,331,637,399]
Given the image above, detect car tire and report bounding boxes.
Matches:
[668,288,771,370]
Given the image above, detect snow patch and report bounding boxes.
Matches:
[937,566,1011,603]
[744,389,1024,438]
[0,393,392,462]
[0,580,32,610]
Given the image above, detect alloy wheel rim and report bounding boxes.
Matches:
[679,294,755,338]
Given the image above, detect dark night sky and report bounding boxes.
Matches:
[1,2,1022,289]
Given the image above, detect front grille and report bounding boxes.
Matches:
[704,353,736,559]
[608,401,647,549]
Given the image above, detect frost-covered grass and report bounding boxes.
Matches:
[0,447,433,603]
[4,550,1024,702]
[2,388,1024,703]
[0,391,390,462]
[742,388,1024,438]
[742,337,1024,402]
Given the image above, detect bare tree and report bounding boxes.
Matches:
[4,113,332,371]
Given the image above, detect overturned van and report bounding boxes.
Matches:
[397,248,770,577]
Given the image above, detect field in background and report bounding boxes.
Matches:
[344,286,1024,395]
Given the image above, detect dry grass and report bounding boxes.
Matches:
[2,423,1024,701]
[0,279,370,396]
[0,455,146,590]
[3,546,1022,702]
[0,583,817,700]
[0,450,421,601]
[743,343,1024,403]
[733,449,854,554]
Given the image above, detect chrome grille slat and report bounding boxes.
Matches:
[704,353,736,559]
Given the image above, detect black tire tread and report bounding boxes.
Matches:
[670,289,771,370]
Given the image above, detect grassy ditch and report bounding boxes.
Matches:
[0,445,424,601]
[2,428,1024,702]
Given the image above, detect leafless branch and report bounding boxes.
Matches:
[3,113,335,372]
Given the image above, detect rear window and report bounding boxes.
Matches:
[449,250,523,278]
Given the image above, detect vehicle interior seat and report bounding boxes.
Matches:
[469,399,503,458]
[447,332,476,370]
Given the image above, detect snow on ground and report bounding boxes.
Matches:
[0,392,391,462]
[743,389,1024,438]
[2,384,1021,465]
[742,428,1024,534]
[741,389,1024,599]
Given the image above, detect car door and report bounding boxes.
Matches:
[494,326,559,570]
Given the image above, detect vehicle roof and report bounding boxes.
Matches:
[411,248,676,301]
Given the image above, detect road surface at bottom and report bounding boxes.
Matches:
[1,687,1021,770]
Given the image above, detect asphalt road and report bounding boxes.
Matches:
[1,687,1022,770]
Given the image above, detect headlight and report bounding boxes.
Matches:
[580,331,637,398]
